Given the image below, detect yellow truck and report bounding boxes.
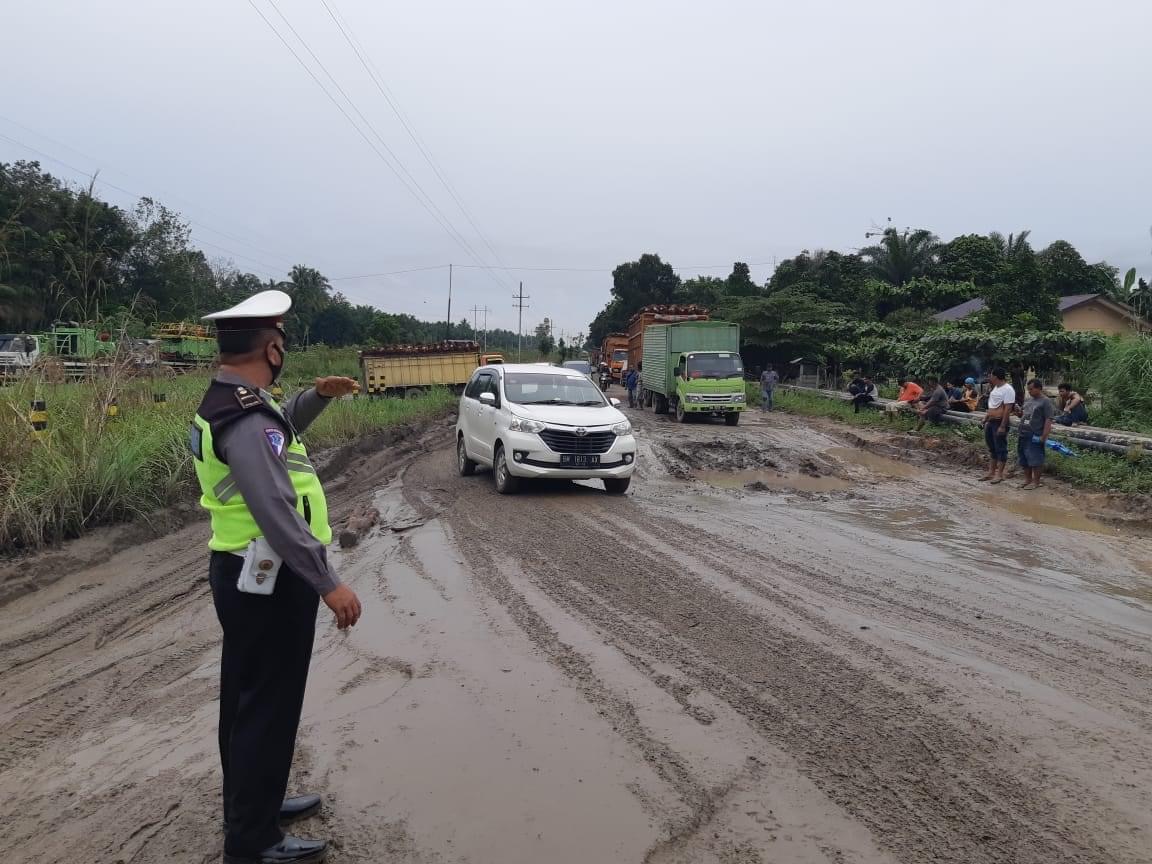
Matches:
[359,341,503,398]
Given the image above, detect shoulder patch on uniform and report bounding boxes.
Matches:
[235,387,262,410]
[264,427,286,456]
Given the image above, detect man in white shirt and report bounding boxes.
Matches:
[979,367,1016,484]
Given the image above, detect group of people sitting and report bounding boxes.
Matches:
[846,374,1090,428]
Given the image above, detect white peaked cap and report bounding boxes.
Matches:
[202,289,293,321]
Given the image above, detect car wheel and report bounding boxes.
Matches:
[405,387,424,399]
[603,477,631,495]
[457,435,477,476]
[494,445,520,495]
[675,401,689,423]
[724,412,741,426]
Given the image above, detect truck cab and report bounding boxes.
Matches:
[672,351,746,425]
[0,333,40,375]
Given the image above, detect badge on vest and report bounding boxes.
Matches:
[264,428,286,457]
[238,537,282,595]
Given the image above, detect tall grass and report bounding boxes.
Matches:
[1091,336,1152,433]
[1,373,454,552]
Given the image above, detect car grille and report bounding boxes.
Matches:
[699,394,736,403]
[539,428,615,455]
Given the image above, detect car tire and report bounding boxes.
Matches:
[457,436,477,476]
[603,477,631,495]
[405,387,424,400]
[675,401,689,423]
[494,445,520,495]
[724,412,741,426]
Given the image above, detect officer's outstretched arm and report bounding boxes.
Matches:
[284,377,360,432]
[283,388,329,434]
[219,413,340,596]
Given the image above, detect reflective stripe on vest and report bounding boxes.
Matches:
[190,406,332,552]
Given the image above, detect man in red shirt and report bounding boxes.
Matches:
[885,377,923,417]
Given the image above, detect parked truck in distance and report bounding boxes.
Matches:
[639,321,745,425]
[601,333,629,384]
[359,340,504,398]
[627,304,709,373]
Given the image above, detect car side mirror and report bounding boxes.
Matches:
[610,397,621,407]
[479,391,496,405]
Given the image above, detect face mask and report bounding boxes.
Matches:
[268,342,285,384]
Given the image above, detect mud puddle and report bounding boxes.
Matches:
[696,468,854,494]
[824,446,923,478]
[976,493,1120,536]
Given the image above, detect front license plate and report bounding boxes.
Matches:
[561,454,600,466]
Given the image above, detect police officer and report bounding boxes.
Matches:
[190,290,362,864]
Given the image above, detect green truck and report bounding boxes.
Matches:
[639,321,746,425]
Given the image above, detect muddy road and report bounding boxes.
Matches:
[2,403,1152,863]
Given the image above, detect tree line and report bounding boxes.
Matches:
[0,160,523,350]
[588,227,1149,381]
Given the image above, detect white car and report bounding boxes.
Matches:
[456,363,638,495]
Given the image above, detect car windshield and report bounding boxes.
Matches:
[0,334,35,353]
[612,349,627,361]
[686,352,744,379]
[504,373,606,406]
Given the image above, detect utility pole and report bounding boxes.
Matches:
[445,263,453,340]
[470,304,491,350]
[513,282,530,362]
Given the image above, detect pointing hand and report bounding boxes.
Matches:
[316,376,361,398]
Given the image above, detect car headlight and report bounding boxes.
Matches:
[509,416,547,434]
[612,420,632,436]
[686,394,703,403]
[732,393,746,401]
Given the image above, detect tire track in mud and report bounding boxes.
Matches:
[407,447,1125,864]
[634,495,1152,724]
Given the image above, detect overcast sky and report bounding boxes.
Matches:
[3,0,1150,338]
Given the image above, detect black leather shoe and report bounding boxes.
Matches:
[279,794,321,824]
[223,794,322,832]
[223,835,329,863]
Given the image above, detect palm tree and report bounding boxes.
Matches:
[989,230,1032,260]
[859,227,941,286]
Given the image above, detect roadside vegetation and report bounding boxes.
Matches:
[762,386,1152,495]
[0,373,454,552]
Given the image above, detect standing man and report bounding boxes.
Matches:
[191,290,362,864]
[979,367,1016,484]
[624,365,639,408]
[1017,379,1055,490]
[760,364,779,412]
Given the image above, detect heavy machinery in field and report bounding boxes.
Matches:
[359,341,504,398]
[152,322,216,369]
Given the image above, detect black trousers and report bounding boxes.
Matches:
[209,552,320,856]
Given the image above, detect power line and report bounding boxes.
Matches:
[0,133,286,278]
[330,260,779,280]
[247,0,511,294]
[0,114,306,269]
[318,0,513,276]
